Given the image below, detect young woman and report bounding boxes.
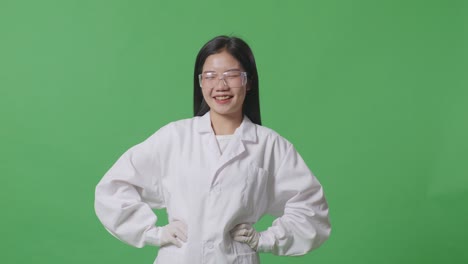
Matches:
[95,36,331,264]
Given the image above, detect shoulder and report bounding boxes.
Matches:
[254,124,293,153]
[255,123,291,144]
[146,116,199,141]
[161,116,200,131]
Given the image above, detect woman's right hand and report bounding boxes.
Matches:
[157,220,188,247]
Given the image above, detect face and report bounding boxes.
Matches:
[201,50,249,119]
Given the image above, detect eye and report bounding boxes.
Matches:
[226,72,241,78]
[203,73,217,80]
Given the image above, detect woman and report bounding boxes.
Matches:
[95,35,331,264]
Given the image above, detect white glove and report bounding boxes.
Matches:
[157,220,188,248]
[230,223,260,251]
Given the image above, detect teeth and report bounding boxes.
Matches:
[215,96,231,100]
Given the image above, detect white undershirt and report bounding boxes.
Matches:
[215,134,234,154]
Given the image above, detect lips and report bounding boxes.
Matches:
[213,95,233,100]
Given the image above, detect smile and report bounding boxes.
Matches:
[214,96,233,100]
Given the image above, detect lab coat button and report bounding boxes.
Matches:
[206,241,214,249]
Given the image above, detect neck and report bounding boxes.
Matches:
[210,111,243,135]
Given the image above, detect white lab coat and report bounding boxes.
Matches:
[95,111,331,264]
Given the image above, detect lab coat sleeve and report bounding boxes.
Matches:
[257,143,331,255]
[94,132,165,248]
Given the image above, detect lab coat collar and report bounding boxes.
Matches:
[197,111,257,143]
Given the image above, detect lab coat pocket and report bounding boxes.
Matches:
[232,241,260,264]
[242,164,269,217]
[234,251,260,264]
[155,244,184,264]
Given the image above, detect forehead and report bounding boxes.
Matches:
[202,50,242,71]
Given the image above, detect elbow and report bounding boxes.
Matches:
[301,218,331,256]
[312,222,331,251]
[290,224,331,256]
[292,214,332,255]
[271,219,331,256]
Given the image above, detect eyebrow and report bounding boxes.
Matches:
[202,68,242,74]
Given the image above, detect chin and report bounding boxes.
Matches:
[210,107,242,117]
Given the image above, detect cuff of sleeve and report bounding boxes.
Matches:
[257,230,275,253]
[144,226,162,246]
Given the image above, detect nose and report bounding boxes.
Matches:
[215,77,229,90]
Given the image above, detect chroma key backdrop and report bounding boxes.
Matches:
[1,0,467,263]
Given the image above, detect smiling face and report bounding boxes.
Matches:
[200,50,249,120]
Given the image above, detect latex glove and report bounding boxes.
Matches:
[157,220,188,248]
[230,223,260,251]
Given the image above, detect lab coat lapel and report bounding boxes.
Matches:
[197,111,222,158]
[217,136,245,172]
[214,114,257,185]
[197,111,258,186]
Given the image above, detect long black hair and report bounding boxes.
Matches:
[193,35,261,125]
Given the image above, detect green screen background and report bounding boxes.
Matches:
[1,0,467,263]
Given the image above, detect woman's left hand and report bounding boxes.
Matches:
[230,223,260,251]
